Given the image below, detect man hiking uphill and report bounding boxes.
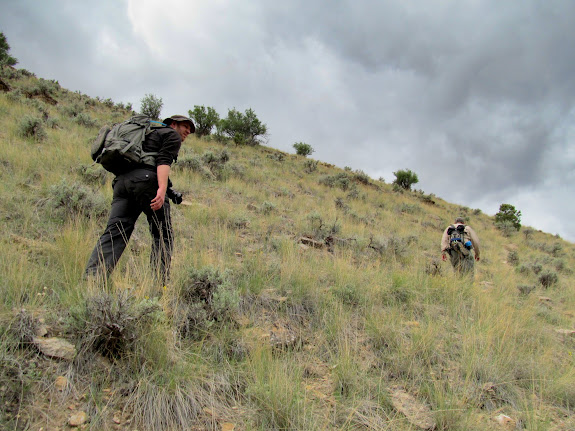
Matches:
[85,115,195,285]
[441,217,480,275]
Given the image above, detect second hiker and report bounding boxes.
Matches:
[441,217,480,274]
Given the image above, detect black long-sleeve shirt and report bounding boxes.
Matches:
[142,126,182,167]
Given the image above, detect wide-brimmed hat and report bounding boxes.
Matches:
[163,115,195,133]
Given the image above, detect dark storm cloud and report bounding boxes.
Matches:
[0,0,161,103]
[256,1,575,207]
[2,0,575,239]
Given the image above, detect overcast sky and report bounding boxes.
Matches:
[2,0,575,241]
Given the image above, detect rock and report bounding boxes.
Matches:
[555,329,575,337]
[221,423,235,431]
[68,411,88,427]
[493,413,515,428]
[35,324,49,337]
[299,237,324,249]
[54,376,68,391]
[270,323,299,350]
[33,337,76,361]
[390,387,436,430]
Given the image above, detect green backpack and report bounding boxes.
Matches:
[91,115,165,175]
[447,224,473,256]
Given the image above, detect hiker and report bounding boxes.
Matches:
[85,115,195,284]
[441,217,480,274]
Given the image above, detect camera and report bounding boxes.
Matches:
[166,187,183,205]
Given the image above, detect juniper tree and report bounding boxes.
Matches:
[495,203,521,231]
[189,105,220,137]
[140,94,163,120]
[0,32,18,67]
[392,169,419,190]
[218,108,267,146]
[293,142,314,157]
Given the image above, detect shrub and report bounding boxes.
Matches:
[60,102,84,118]
[425,257,442,276]
[8,309,39,346]
[507,250,519,266]
[334,197,349,211]
[202,149,229,170]
[293,141,314,157]
[495,220,517,237]
[228,214,250,230]
[74,112,97,128]
[175,267,239,339]
[530,262,543,275]
[342,183,357,199]
[5,89,24,103]
[177,149,230,180]
[517,285,535,295]
[17,115,46,141]
[218,107,267,146]
[495,203,521,231]
[188,105,220,137]
[352,170,371,185]
[267,152,285,162]
[547,242,563,257]
[47,180,108,220]
[539,270,558,288]
[260,201,276,215]
[45,117,60,129]
[522,227,535,239]
[392,169,419,190]
[397,203,422,214]
[177,155,203,172]
[304,159,318,173]
[415,190,436,205]
[140,93,163,120]
[306,212,340,240]
[319,172,351,190]
[367,235,409,260]
[28,78,58,98]
[332,284,363,307]
[72,292,161,359]
[76,164,109,185]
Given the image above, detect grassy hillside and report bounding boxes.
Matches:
[0,68,574,431]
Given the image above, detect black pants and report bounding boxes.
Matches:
[85,169,173,283]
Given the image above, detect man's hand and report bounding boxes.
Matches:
[475,255,480,261]
[152,164,170,211]
[442,254,447,261]
[150,190,166,211]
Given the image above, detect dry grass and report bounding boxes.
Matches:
[1,69,575,430]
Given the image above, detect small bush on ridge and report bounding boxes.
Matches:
[495,203,522,231]
[392,169,419,190]
[293,142,314,157]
